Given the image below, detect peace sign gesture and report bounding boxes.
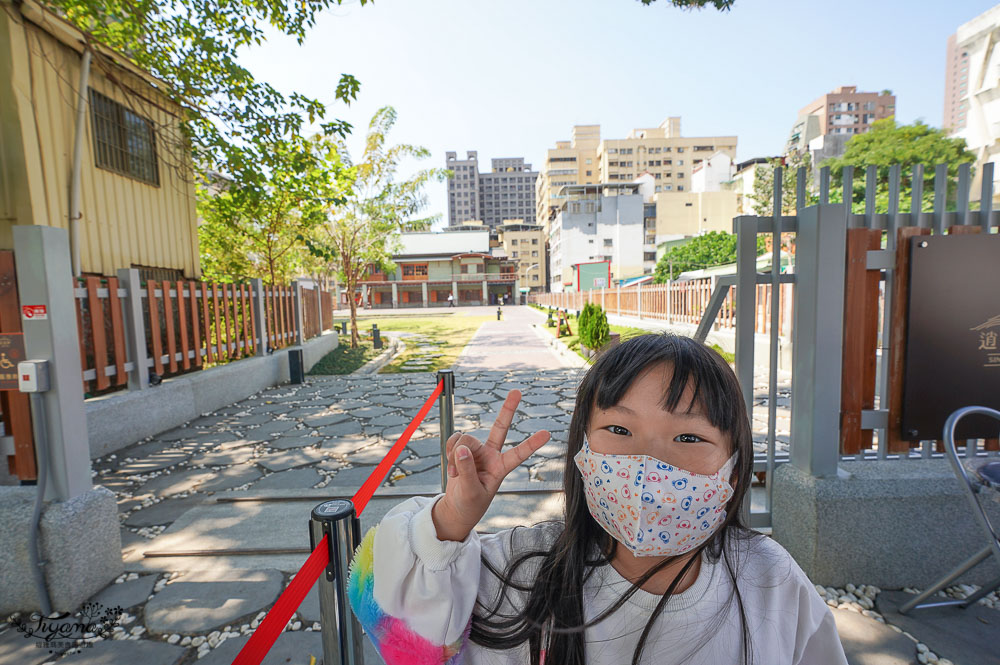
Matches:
[431,389,551,542]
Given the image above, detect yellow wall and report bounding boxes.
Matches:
[497,222,547,289]
[654,191,740,237]
[0,4,200,277]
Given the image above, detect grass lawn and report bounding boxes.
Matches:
[354,314,494,374]
[308,334,382,375]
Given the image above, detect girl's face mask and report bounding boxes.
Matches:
[573,434,737,557]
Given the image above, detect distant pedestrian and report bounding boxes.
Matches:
[448,293,455,307]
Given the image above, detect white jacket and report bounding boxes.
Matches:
[347,494,848,665]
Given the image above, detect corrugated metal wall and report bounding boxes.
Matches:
[1,11,200,277]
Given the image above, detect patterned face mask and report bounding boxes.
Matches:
[573,435,738,557]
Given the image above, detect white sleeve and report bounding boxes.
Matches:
[372,493,486,646]
[348,493,556,664]
[793,587,849,665]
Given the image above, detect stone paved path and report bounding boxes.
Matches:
[453,306,572,371]
[0,306,970,665]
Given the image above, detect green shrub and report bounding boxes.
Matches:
[579,302,598,349]
[591,307,609,350]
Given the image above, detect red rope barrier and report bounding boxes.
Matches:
[230,376,445,665]
[231,534,330,665]
[352,377,444,516]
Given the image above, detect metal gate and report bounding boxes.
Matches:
[695,162,1000,528]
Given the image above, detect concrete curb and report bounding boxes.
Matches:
[529,322,588,369]
[353,334,405,375]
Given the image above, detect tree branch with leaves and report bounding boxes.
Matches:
[304,106,449,348]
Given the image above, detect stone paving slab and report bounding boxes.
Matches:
[251,468,324,490]
[145,568,284,634]
[256,449,326,472]
[195,464,264,492]
[196,631,324,665]
[0,626,57,665]
[139,468,218,497]
[832,609,918,665]
[125,496,211,527]
[270,435,323,450]
[876,590,998,665]
[88,573,158,610]
[52,639,187,665]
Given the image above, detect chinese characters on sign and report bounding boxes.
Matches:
[973,315,1000,369]
[0,333,25,390]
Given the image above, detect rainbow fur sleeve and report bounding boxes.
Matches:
[348,526,471,665]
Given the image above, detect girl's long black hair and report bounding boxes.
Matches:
[468,333,760,665]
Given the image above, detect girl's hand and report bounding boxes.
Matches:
[431,390,551,542]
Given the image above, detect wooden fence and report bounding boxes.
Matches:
[530,277,795,337]
[74,277,334,397]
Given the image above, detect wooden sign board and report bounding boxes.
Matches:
[901,234,1000,441]
[0,332,26,390]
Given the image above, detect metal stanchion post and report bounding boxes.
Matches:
[437,369,455,492]
[371,324,382,350]
[497,306,501,321]
[309,499,364,665]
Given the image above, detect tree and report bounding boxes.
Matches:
[591,307,610,352]
[46,0,362,178]
[652,231,766,282]
[579,302,597,350]
[306,107,448,349]
[822,118,976,213]
[197,134,349,285]
[750,153,816,217]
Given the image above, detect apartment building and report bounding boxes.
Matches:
[547,180,648,292]
[787,86,896,156]
[597,117,737,196]
[946,5,1000,201]
[535,125,602,236]
[536,120,737,235]
[496,220,547,294]
[445,152,537,229]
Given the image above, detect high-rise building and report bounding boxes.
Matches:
[445,152,537,229]
[535,125,602,236]
[786,86,896,158]
[943,33,970,133]
[536,119,737,235]
[946,5,1000,201]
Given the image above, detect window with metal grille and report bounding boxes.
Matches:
[89,88,160,186]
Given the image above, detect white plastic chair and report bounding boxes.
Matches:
[899,406,1000,614]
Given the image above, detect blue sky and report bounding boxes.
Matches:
[238,0,998,230]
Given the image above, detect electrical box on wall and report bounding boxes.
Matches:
[17,360,50,393]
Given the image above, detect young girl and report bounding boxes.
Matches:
[348,333,847,664]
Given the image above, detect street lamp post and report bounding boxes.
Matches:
[523,263,539,305]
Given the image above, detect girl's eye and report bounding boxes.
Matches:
[675,433,705,444]
[608,425,630,436]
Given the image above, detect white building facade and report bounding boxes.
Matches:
[949,5,1000,200]
[548,182,645,292]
